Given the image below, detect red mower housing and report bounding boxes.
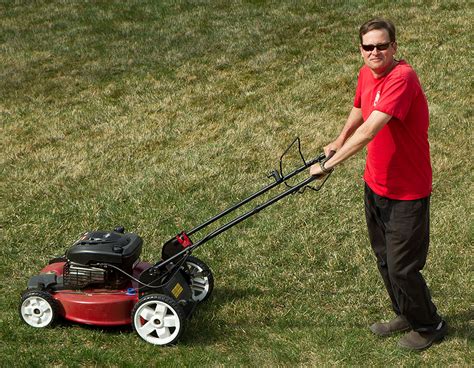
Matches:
[37,261,152,326]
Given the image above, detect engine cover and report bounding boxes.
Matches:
[66,230,142,272]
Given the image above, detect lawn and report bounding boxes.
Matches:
[1,0,472,366]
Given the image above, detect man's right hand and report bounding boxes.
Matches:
[323,141,342,157]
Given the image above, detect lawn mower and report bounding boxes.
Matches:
[19,138,334,346]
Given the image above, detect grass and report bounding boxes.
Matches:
[1,0,472,366]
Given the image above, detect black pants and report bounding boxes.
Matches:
[364,184,442,332]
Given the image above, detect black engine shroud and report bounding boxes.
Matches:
[66,230,143,273]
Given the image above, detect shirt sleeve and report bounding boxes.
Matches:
[375,74,417,121]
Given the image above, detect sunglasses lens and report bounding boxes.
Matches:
[362,43,391,52]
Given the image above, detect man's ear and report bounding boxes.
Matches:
[392,42,398,53]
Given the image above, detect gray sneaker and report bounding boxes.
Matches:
[398,321,447,351]
[370,315,411,337]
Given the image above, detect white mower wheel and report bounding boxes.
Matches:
[185,256,214,303]
[131,294,185,346]
[20,290,58,328]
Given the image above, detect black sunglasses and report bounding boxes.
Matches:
[361,42,392,52]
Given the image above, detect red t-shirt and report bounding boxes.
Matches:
[354,60,432,200]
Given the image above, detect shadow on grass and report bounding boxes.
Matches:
[445,307,474,340]
[55,319,133,335]
[54,303,473,348]
[180,285,266,346]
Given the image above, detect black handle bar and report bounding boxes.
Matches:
[152,138,334,270]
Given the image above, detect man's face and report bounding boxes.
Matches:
[360,29,397,76]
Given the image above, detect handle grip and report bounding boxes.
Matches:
[310,150,336,179]
[324,150,336,162]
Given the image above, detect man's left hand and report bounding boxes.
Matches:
[309,163,326,178]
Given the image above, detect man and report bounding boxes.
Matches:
[310,18,446,350]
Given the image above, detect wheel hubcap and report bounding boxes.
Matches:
[134,301,180,345]
[187,262,210,301]
[21,296,53,328]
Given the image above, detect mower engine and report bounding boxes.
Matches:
[25,229,144,292]
[61,229,143,289]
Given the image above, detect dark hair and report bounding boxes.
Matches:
[359,18,396,44]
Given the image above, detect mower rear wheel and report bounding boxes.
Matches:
[19,290,59,328]
[132,294,185,346]
[185,256,214,302]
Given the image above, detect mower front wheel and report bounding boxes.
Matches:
[185,256,214,302]
[132,294,185,346]
[19,290,59,328]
